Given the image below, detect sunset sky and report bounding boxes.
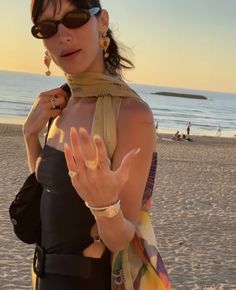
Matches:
[0,0,235,93]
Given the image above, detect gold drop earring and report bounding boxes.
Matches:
[44,50,51,76]
[99,32,110,59]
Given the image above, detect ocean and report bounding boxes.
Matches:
[0,70,235,136]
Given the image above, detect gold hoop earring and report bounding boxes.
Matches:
[44,50,51,76]
[99,32,110,59]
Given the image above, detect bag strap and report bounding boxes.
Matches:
[44,118,53,145]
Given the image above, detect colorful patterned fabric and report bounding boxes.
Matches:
[111,153,171,290]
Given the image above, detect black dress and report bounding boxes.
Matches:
[36,144,111,290]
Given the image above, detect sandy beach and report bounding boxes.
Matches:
[0,123,236,290]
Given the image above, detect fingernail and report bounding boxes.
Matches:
[71,127,77,133]
[135,148,141,155]
[79,127,87,135]
[93,134,101,142]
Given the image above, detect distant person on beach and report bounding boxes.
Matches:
[216,125,222,137]
[172,130,180,140]
[171,131,192,142]
[186,121,191,137]
[155,121,159,135]
[17,0,171,289]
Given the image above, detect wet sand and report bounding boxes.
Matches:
[0,123,236,289]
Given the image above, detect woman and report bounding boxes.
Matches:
[23,0,171,289]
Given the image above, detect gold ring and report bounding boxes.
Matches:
[84,159,98,171]
[50,97,56,109]
[68,170,78,178]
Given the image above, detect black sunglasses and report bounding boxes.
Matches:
[31,7,100,39]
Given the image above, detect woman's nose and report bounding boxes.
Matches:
[57,23,72,43]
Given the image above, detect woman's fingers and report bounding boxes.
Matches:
[70,127,85,171]
[64,143,80,184]
[93,135,111,170]
[38,87,69,111]
[50,107,61,116]
[115,148,141,185]
[64,143,77,171]
[23,88,69,138]
[39,88,69,101]
[78,128,98,165]
[64,127,141,206]
[41,95,66,109]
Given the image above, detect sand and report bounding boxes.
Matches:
[0,123,236,290]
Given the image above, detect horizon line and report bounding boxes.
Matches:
[0,68,235,95]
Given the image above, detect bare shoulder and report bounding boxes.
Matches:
[119,97,154,125]
[113,97,156,223]
[116,97,156,154]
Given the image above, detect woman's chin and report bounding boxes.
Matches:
[58,62,105,75]
[59,65,89,75]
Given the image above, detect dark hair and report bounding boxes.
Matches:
[31,0,134,75]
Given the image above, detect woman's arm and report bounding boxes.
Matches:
[23,88,68,172]
[23,133,42,173]
[65,98,156,252]
[96,99,156,251]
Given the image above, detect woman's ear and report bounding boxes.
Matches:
[98,9,109,33]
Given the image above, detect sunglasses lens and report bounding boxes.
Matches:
[32,21,57,39]
[63,10,90,29]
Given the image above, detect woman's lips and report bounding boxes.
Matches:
[61,49,81,58]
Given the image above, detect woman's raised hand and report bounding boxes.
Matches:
[23,88,69,137]
[64,127,140,207]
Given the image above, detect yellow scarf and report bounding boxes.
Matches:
[66,72,141,158]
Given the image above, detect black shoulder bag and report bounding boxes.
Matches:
[9,172,43,244]
[9,118,53,244]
